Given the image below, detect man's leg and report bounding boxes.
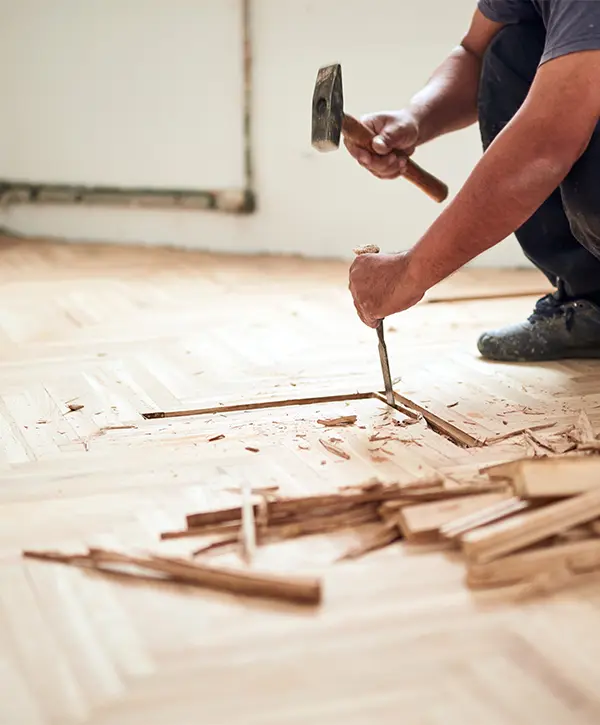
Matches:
[475,22,600,361]
[562,132,600,267]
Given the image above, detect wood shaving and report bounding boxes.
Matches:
[66,403,84,412]
[574,410,595,444]
[525,428,576,455]
[317,415,357,427]
[369,433,393,442]
[102,424,138,431]
[319,439,350,460]
[392,418,420,428]
[353,244,380,255]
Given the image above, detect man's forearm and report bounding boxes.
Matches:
[408,46,483,146]
[408,116,588,292]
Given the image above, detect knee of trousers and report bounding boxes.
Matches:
[563,180,600,256]
[479,24,545,147]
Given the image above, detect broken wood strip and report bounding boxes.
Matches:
[141,391,378,420]
[440,497,530,540]
[24,548,322,606]
[578,442,600,452]
[184,480,443,529]
[194,507,382,554]
[240,479,256,564]
[261,506,380,541]
[371,392,421,420]
[392,392,480,448]
[192,538,239,557]
[161,522,241,541]
[396,492,511,542]
[337,526,400,562]
[107,550,322,606]
[101,424,138,432]
[466,538,600,589]
[483,422,557,445]
[462,486,600,564]
[378,484,509,513]
[485,456,600,499]
[524,428,573,455]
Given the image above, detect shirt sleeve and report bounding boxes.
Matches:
[477,0,537,24]
[542,1,600,64]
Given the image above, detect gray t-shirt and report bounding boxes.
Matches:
[478,0,600,64]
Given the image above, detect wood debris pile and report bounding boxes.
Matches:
[22,412,600,606]
[163,442,600,595]
[159,476,504,557]
[23,477,504,608]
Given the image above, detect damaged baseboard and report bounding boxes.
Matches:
[0,183,256,214]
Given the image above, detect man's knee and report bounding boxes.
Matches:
[563,178,600,257]
[562,130,600,255]
[478,23,545,148]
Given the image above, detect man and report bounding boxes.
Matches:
[346,0,600,362]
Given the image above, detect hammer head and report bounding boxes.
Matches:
[311,63,344,152]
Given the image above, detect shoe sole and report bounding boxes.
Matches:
[480,347,600,363]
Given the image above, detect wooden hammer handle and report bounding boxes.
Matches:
[342,114,449,204]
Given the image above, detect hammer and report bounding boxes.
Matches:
[311,63,448,203]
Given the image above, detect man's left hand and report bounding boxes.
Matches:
[348,251,426,328]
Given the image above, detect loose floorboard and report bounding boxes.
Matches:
[1,237,600,724]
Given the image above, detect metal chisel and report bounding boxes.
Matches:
[353,245,395,407]
[376,321,395,406]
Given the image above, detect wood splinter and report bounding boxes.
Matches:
[240,479,257,564]
[317,415,357,427]
[319,439,350,460]
[23,548,321,607]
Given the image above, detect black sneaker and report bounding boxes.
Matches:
[477,292,600,362]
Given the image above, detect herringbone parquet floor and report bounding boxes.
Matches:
[1,236,600,725]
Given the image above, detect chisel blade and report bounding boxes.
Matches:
[376,322,395,407]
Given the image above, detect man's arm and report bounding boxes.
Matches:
[411,49,600,288]
[350,49,600,327]
[345,10,504,179]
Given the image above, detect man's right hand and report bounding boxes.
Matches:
[343,110,420,180]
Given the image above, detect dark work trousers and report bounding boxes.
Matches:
[478,20,600,298]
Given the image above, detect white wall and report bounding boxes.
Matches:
[0,0,525,266]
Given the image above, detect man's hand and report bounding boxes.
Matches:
[349,251,426,328]
[343,110,420,180]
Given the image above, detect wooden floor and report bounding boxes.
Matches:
[2,236,600,725]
